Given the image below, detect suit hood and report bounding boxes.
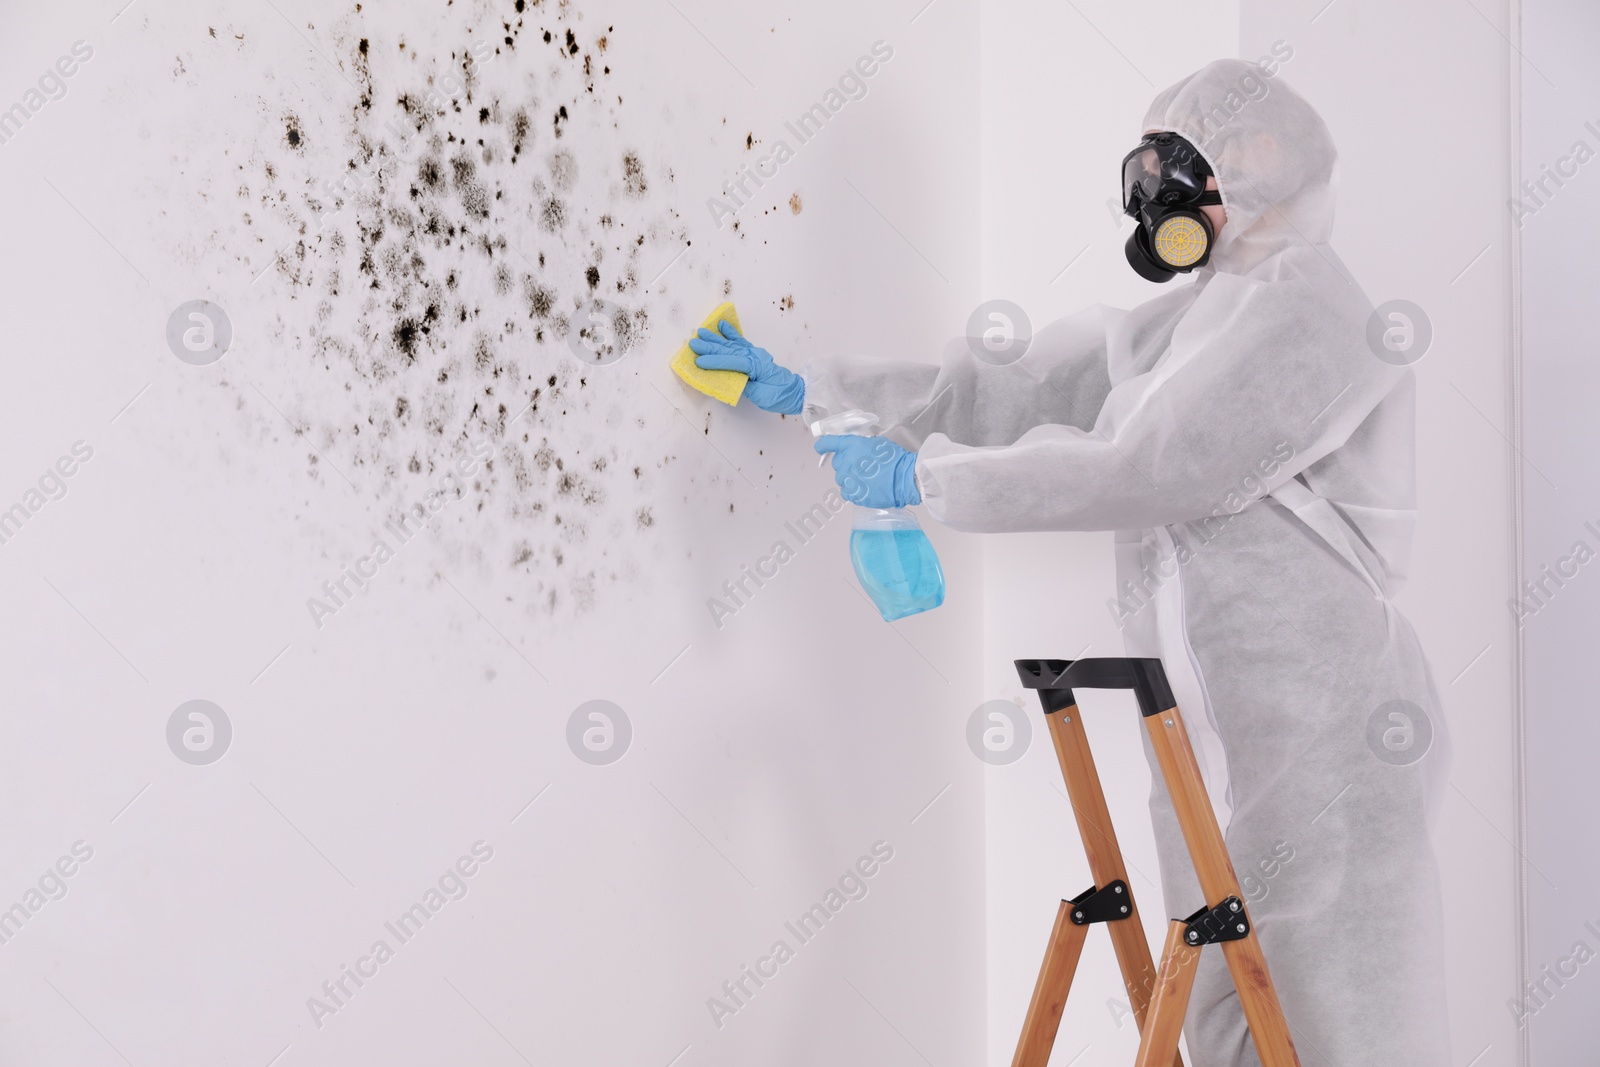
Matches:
[1142,58,1338,272]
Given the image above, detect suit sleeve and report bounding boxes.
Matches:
[799,305,1122,450]
[913,270,1402,533]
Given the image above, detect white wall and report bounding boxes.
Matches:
[0,1,985,1063]
[1518,0,1600,1060]
[0,0,1535,1062]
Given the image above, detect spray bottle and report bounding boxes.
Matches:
[810,409,946,622]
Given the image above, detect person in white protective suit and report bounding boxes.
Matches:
[689,58,1452,1065]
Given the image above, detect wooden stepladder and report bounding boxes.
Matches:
[1009,658,1301,1067]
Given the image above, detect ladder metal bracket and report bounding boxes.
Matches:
[1182,896,1250,946]
[1067,880,1133,925]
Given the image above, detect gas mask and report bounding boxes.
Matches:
[1121,132,1222,282]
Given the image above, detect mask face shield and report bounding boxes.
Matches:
[1121,134,1212,212]
[1120,132,1221,281]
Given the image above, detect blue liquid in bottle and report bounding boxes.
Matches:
[849,510,946,622]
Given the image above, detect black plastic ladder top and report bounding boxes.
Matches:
[1014,658,1176,718]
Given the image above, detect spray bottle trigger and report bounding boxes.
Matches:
[810,409,880,467]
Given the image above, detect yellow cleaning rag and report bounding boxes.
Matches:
[669,302,745,406]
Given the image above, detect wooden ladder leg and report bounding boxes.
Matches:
[1044,706,1184,1067]
[1011,901,1090,1067]
[1143,704,1302,1067]
[1218,937,1300,1067]
[1133,920,1202,1067]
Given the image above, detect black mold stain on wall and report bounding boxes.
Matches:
[233,1,702,620]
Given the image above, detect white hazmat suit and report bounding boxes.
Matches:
[802,59,1452,1066]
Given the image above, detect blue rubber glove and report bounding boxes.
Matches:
[689,320,805,414]
[814,434,921,508]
